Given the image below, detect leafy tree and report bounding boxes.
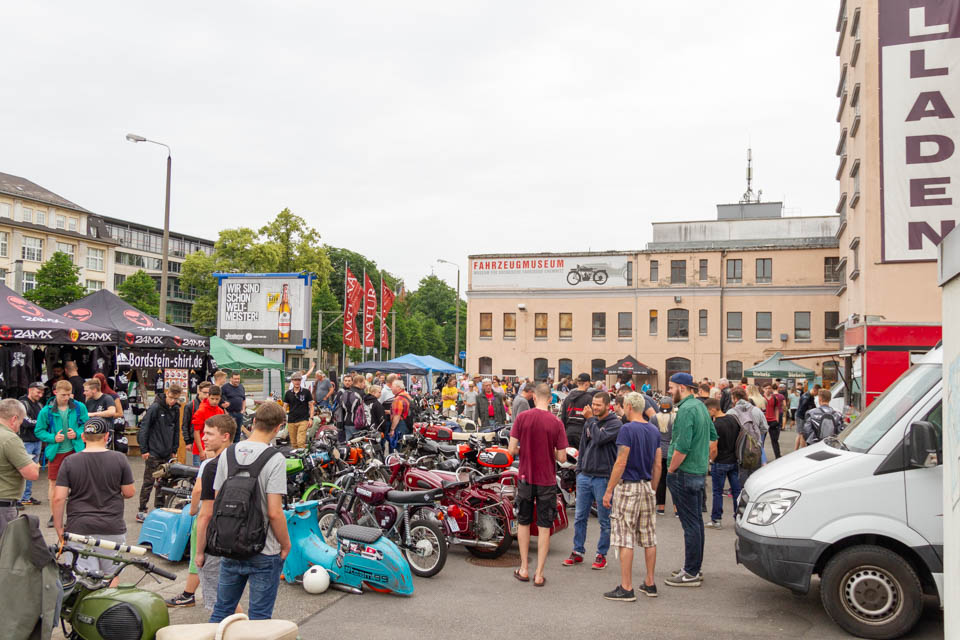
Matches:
[24,251,86,310]
[117,270,160,317]
[180,250,218,336]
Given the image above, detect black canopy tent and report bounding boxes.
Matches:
[605,355,657,376]
[0,283,117,345]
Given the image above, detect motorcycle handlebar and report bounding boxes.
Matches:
[141,561,177,581]
[64,533,147,556]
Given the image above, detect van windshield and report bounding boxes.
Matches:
[835,364,941,453]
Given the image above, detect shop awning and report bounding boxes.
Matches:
[605,355,657,376]
[0,283,118,345]
[745,351,816,380]
[210,336,283,371]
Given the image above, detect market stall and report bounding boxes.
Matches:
[744,351,816,382]
[210,336,283,372]
[604,355,658,390]
[388,354,463,392]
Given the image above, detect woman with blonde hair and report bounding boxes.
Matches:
[746,384,767,411]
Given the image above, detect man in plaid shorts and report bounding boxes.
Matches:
[602,392,662,601]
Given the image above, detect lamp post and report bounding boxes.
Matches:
[437,258,460,368]
[126,133,172,322]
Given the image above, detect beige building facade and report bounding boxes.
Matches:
[467,205,844,389]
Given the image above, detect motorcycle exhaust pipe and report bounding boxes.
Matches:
[447,537,499,548]
[331,583,363,595]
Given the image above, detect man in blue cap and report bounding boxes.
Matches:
[663,372,717,588]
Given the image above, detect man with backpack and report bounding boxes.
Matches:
[728,386,769,485]
[560,373,596,450]
[797,389,843,448]
[795,383,820,427]
[206,402,289,622]
[334,374,366,442]
[703,398,741,530]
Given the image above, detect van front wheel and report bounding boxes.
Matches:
[820,545,923,640]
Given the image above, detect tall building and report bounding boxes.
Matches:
[834,1,953,402]
[466,202,842,388]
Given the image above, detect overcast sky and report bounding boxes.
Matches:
[1,2,839,291]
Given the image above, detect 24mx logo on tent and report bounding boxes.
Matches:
[63,308,93,322]
[123,309,154,328]
[7,296,43,317]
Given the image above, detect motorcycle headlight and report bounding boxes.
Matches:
[745,489,800,526]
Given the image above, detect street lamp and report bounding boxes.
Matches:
[126,133,172,322]
[437,258,461,368]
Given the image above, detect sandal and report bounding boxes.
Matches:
[513,568,529,582]
[534,576,546,587]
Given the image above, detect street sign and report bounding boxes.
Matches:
[459,350,466,361]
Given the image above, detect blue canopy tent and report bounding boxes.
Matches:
[389,354,464,392]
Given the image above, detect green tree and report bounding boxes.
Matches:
[24,251,86,310]
[117,270,160,317]
[180,251,218,336]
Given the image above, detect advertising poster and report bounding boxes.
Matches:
[470,255,633,290]
[216,273,313,348]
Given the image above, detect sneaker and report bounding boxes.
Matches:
[656,507,665,515]
[665,570,703,587]
[603,585,636,602]
[591,554,607,570]
[637,582,658,598]
[47,516,54,528]
[563,552,584,566]
[136,511,147,523]
[20,498,41,506]
[706,520,723,529]
[164,592,196,608]
[670,569,705,581]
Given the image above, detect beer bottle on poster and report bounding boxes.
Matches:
[278,284,292,343]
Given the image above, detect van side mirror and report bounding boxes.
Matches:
[906,421,940,468]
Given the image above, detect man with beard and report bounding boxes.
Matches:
[560,373,596,450]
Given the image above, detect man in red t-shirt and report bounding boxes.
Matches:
[192,386,226,461]
[762,383,785,460]
[508,383,568,587]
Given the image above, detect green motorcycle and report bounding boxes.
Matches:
[56,533,176,640]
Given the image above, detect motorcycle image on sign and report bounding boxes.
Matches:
[566,263,609,286]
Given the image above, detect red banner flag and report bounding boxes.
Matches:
[380,280,396,349]
[343,268,362,348]
[363,274,376,348]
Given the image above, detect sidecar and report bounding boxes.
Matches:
[138,501,194,561]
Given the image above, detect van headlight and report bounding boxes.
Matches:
[746,489,800,526]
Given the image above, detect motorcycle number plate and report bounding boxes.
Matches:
[446,515,459,532]
[509,520,518,535]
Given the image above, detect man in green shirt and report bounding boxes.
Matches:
[0,399,40,536]
[664,372,717,588]
[35,380,88,527]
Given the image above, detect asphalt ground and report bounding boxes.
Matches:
[24,426,944,640]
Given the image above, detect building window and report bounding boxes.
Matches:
[825,311,841,340]
[85,280,103,293]
[503,313,516,339]
[650,260,658,282]
[755,258,772,283]
[22,207,33,223]
[649,310,658,335]
[591,359,606,381]
[534,358,549,381]
[0,268,5,285]
[478,357,492,375]
[502,369,517,377]
[699,309,707,336]
[618,312,632,338]
[665,357,691,382]
[824,257,841,283]
[55,242,76,263]
[68,218,78,232]
[756,312,772,341]
[667,308,689,340]
[22,237,43,262]
[795,311,811,341]
[36,210,45,226]
[114,274,126,288]
[592,312,606,339]
[559,312,573,339]
[86,247,105,271]
[727,312,743,340]
[699,259,708,281]
[726,259,742,284]
[0,203,9,218]
[726,360,743,381]
[670,260,686,284]
[0,231,7,258]
[479,313,492,338]
[626,261,633,286]
[535,313,548,339]
[558,359,573,379]
[55,215,66,230]
[22,272,36,292]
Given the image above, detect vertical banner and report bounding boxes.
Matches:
[380,280,396,348]
[343,268,362,348]
[363,273,376,347]
[880,1,960,261]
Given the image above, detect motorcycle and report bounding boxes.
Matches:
[282,500,414,595]
[319,465,449,578]
[138,463,198,562]
[152,461,199,510]
[566,263,609,285]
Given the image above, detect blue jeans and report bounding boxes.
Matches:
[20,441,42,501]
[210,553,283,622]
[710,462,741,523]
[191,452,204,466]
[572,473,611,556]
[667,470,706,575]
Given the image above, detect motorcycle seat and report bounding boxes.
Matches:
[165,463,199,479]
[442,480,469,490]
[337,524,382,544]
[158,618,298,640]
[437,443,459,456]
[386,488,443,504]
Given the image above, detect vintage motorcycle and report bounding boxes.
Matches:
[566,263,609,285]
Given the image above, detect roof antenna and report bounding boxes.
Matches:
[740,148,761,204]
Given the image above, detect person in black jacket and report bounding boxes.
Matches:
[18,382,45,505]
[137,384,183,521]
[181,382,209,463]
[364,385,388,438]
[795,383,820,426]
[560,373,596,449]
[564,391,622,569]
[476,379,507,427]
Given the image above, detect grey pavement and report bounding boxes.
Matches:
[23,427,944,639]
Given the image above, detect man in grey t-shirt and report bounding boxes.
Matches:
[208,403,289,622]
[512,384,535,421]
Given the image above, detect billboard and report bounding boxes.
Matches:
[214,272,314,349]
[880,1,960,262]
[470,255,633,290]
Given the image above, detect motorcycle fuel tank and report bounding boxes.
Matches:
[72,586,169,640]
[477,447,513,469]
[355,481,392,505]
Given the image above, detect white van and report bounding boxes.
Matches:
[735,346,943,640]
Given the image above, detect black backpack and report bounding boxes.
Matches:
[205,444,282,559]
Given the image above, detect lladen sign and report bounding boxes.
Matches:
[470,255,633,290]
[214,273,315,349]
[880,1,960,262]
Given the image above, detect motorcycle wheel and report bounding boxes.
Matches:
[566,270,581,285]
[364,465,391,484]
[465,512,513,559]
[593,270,608,284]
[403,519,447,578]
[317,505,352,546]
